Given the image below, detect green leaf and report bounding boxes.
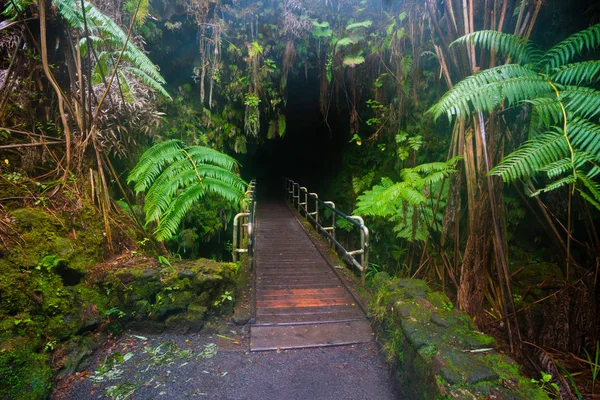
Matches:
[346,20,372,30]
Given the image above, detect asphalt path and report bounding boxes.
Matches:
[54,321,400,400]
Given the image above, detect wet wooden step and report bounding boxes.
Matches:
[250,320,373,351]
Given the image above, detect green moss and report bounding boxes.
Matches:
[428,291,453,309]
[371,279,549,399]
[0,338,52,400]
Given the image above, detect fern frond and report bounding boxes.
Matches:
[567,117,600,156]
[551,60,600,86]
[489,129,569,182]
[200,176,246,204]
[354,179,408,217]
[154,184,206,241]
[577,172,600,210]
[429,64,550,122]
[128,140,183,192]
[122,67,170,99]
[128,140,245,240]
[54,0,170,99]
[530,174,577,196]
[540,23,600,70]
[527,98,564,128]
[451,30,540,65]
[185,146,239,171]
[538,158,573,179]
[411,156,462,174]
[561,87,600,119]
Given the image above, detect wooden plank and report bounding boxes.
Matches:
[250,320,373,351]
[251,202,372,351]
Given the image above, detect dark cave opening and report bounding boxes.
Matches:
[240,72,350,200]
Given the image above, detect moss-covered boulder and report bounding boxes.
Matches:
[0,337,52,400]
[0,206,237,399]
[371,276,549,399]
[95,258,237,332]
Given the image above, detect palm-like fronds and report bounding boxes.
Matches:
[127,140,246,240]
[451,30,541,65]
[551,60,600,86]
[433,25,600,209]
[429,65,551,122]
[54,0,170,100]
[540,24,600,71]
[489,129,570,183]
[354,160,459,243]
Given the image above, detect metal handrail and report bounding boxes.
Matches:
[283,178,369,284]
[233,180,256,266]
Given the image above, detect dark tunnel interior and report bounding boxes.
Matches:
[238,72,350,200]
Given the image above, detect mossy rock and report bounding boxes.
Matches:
[372,279,549,399]
[0,337,52,400]
[390,278,429,299]
[7,207,104,276]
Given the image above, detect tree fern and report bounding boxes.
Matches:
[551,60,600,86]
[490,130,570,183]
[432,24,600,209]
[54,0,170,99]
[128,140,246,240]
[429,65,551,121]
[451,30,541,65]
[354,158,460,243]
[539,24,600,71]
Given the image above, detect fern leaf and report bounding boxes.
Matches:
[561,87,600,119]
[489,129,570,182]
[530,174,577,196]
[526,98,564,128]
[54,0,170,99]
[128,140,245,241]
[567,117,600,157]
[128,140,183,192]
[451,30,540,65]
[429,64,550,122]
[539,158,573,179]
[154,184,206,241]
[123,66,171,99]
[540,23,600,70]
[577,172,600,210]
[551,60,600,86]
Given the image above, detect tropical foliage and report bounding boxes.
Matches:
[354,157,461,242]
[430,25,600,209]
[127,140,246,240]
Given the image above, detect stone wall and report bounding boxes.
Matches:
[371,275,549,399]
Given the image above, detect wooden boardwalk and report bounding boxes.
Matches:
[250,202,372,351]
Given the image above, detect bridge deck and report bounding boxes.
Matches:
[250,202,372,351]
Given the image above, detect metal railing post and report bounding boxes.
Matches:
[293,183,300,210]
[232,212,249,262]
[323,201,336,240]
[282,178,369,285]
[299,187,307,217]
[348,216,369,284]
[233,179,256,263]
[309,193,319,227]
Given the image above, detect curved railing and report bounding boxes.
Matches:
[284,178,369,283]
[232,180,256,266]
